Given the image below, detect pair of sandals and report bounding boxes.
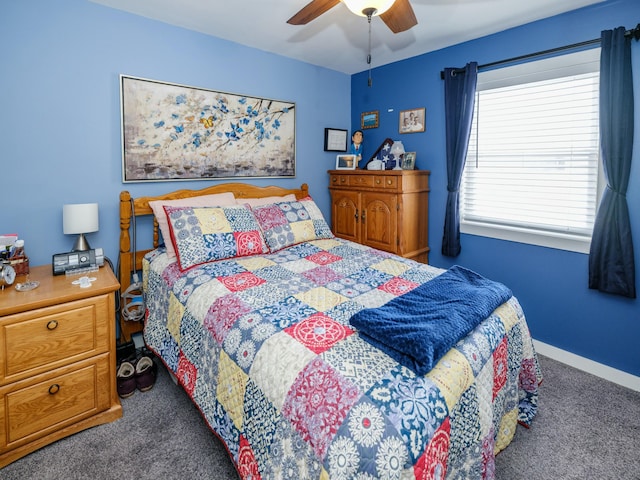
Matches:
[117,351,157,398]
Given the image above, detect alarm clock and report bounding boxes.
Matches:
[0,261,16,288]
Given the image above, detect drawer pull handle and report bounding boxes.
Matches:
[48,384,60,395]
[376,179,381,184]
[354,210,359,223]
[47,320,58,330]
[341,178,346,183]
[387,180,392,185]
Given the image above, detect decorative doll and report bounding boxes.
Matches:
[350,130,363,166]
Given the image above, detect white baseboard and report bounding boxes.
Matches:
[533,340,640,392]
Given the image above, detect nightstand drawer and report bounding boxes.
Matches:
[1,295,110,382]
[0,354,111,448]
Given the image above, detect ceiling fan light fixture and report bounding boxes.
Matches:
[341,0,395,17]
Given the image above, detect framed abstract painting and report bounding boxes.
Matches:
[120,75,296,182]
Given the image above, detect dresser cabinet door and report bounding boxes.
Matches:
[330,190,360,243]
[361,192,398,254]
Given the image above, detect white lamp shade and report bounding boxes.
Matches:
[390,140,405,157]
[63,203,99,235]
[342,0,395,17]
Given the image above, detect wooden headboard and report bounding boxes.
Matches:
[118,182,309,342]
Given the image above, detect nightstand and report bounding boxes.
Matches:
[0,264,122,467]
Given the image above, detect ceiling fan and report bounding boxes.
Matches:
[287,0,418,34]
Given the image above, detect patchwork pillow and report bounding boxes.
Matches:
[149,192,237,260]
[164,204,268,270]
[251,196,334,253]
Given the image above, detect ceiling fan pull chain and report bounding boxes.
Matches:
[367,10,373,87]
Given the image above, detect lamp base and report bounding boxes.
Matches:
[71,234,92,252]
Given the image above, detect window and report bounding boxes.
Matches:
[460,48,602,253]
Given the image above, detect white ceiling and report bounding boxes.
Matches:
[90,0,603,75]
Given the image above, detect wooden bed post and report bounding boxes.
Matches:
[118,191,143,343]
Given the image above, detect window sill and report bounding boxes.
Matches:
[461,222,591,254]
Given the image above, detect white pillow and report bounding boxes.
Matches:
[149,192,237,260]
[239,194,297,207]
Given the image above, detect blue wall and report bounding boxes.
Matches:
[1,0,349,266]
[352,0,640,376]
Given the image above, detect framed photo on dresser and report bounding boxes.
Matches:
[402,152,416,170]
[335,154,358,170]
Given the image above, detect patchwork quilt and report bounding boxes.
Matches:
[143,238,541,479]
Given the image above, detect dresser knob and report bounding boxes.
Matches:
[47,320,58,330]
[387,180,392,185]
[341,178,346,183]
[375,179,381,184]
[48,384,60,395]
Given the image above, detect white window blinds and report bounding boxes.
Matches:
[460,48,601,253]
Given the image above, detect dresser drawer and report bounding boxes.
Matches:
[0,295,111,383]
[0,354,111,449]
[372,175,398,190]
[330,174,350,187]
[348,175,374,188]
[330,173,399,191]
[330,174,376,188]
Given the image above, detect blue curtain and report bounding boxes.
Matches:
[442,62,478,257]
[589,27,636,298]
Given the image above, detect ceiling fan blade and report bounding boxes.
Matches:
[380,0,417,33]
[287,0,341,25]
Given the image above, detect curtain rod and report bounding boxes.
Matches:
[440,23,640,79]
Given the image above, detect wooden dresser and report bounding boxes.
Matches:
[0,264,122,467]
[328,169,430,263]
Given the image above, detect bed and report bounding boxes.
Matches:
[118,182,541,479]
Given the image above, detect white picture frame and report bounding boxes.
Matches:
[335,154,357,170]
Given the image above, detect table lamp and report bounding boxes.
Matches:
[63,203,99,251]
[390,141,405,170]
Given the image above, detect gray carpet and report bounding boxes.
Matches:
[3,354,639,479]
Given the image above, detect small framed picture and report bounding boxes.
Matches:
[324,128,348,152]
[361,111,379,129]
[335,154,357,170]
[399,108,426,133]
[402,151,416,170]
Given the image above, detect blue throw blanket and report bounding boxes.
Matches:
[350,265,512,376]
